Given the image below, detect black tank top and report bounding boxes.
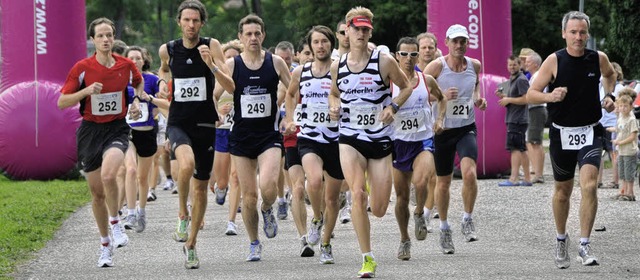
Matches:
[230,52,280,134]
[547,48,601,127]
[167,38,217,126]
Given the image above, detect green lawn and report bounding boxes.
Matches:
[0,175,89,278]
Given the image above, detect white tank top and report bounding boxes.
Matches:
[433,56,477,129]
[391,72,434,141]
[337,49,393,143]
[298,62,339,143]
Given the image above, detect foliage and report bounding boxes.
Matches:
[0,175,90,277]
[84,0,638,79]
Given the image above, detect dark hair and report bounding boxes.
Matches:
[396,37,418,52]
[296,38,308,53]
[177,0,208,23]
[124,46,152,71]
[306,25,335,55]
[88,17,115,39]
[238,14,265,34]
[111,40,128,55]
[508,54,520,63]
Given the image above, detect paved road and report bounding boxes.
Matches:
[14,155,640,279]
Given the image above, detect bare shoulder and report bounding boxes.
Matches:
[424,58,443,77]
[470,58,481,72]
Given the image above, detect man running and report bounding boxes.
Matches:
[157,0,234,269]
[58,17,143,267]
[424,24,487,254]
[329,7,413,278]
[225,14,291,261]
[527,11,616,268]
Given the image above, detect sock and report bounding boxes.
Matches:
[128,208,135,216]
[440,220,450,230]
[109,216,119,225]
[424,207,431,218]
[277,197,285,203]
[580,237,589,245]
[346,191,352,204]
[557,233,567,240]
[100,236,111,245]
[463,212,472,221]
[251,240,260,245]
[138,208,145,215]
[362,252,374,261]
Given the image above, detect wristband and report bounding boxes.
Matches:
[390,102,399,113]
[133,95,142,102]
[211,66,219,74]
[604,92,615,102]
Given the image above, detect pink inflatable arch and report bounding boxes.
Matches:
[0,0,86,180]
[428,0,512,177]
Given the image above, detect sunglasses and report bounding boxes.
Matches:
[338,30,346,35]
[397,51,419,57]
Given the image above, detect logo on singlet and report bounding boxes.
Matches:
[304,82,311,87]
[339,79,350,85]
[344,88,373,95]
[186,58,193,64]
[249,76,260,80]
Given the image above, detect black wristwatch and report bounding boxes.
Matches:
[604,92,615,102]
[390,102,400,113]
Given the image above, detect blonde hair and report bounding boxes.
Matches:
[617,87,637,103]
[345,6,373,25]
[222,39,244,54]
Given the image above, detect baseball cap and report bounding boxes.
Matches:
[446,24,469,39]
[349,16,373,30]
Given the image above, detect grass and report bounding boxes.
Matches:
[0,175,89,278]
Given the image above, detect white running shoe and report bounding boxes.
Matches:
[111,222,129,248]
[225,221,238,236]
[97,243,114,267]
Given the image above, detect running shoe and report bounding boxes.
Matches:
[358,255,377,278]
[433,207,439,219]
[423,212,433,233]
[555,235,570,269]
[172,217,189,242]
[214,184,228,205]
[163,179,174,191]
[123,214,137,230]
[183,245,200,269]
[339,205,351,224]
[308,218,323,245]
[338,192,347,209]
[262,207,278,238]
[111,222,129,248]
[461,218,478,242]
[397,240,412,260]
[246,241,262,261]
[147,189,157,202]
[414,213,427,240]
[277,201,288,220]
[439,228,455,254]
[97,243,114,267]
[577,242,598,266]
[320,244,335,264]
[225,221,238,236]
[300,236,315,257]
[171,184,179,194]
[135,208,146,233]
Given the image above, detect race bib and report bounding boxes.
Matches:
[174,77,206,102]
[559,124,594,150]
[394,107,426,134]
[222,110,234,126]
[446,99,471,119]
[305,103,337,128]
[91,91,122,116]
[126,102,150,124]
[349,104,382,130]
[241,94,271,118]
[293,104,303,126]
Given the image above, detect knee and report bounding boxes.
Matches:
[351,189,368,207]
[179,161,195,174]
[462,169,477,182]
[371,205,387,218]
[243,192,258,206]
[292,185,305,201]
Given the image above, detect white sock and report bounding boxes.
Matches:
[424,208,431,218]
[128,208,135,216]
[362,252,375,261]
[463,212,472,221]
[138,208,145,215]
[557,233,567,240]
[109,216,119,224]
[580,237,589,245]
[440,220,450,230]
[277,197,285,203]
[100,236,111,245]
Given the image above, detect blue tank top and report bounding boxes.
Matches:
[548,49,601,127]
[230,52,280,134]
[167,38,217,127]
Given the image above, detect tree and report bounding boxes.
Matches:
[606,0,640,79]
